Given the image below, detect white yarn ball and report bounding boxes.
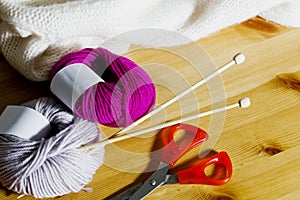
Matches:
[0,97,105,198]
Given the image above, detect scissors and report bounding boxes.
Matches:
[111,124,232,200]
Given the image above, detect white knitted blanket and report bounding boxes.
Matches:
[0,0,300,81]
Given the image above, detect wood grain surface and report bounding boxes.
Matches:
[0,17,299,200]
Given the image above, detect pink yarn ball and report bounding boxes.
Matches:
[50,48,156,127]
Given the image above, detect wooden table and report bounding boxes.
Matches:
[0,17,300,199]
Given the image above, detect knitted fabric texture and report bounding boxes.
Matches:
[0,0,300,81]
[0,97,105,198]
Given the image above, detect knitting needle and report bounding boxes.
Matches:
[17,54,246,200]
[81,97,250,153]
[17,97,250,199]
[115,53,246,136]
[17,194,25,199]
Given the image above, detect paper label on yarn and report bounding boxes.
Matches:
[50,63,104,110]
[0,106,51,140]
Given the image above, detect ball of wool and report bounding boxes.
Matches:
[50,48,156,127]
[0,97,104,198]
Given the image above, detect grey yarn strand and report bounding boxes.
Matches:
[0,97,105,198]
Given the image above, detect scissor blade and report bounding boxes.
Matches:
[110,183,143,200]
[165,174,178,184]
[129,162,170,200]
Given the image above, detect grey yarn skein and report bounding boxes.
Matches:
[0,97,105,198]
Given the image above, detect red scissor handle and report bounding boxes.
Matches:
[161,124,208,167]
[177,151,232,185]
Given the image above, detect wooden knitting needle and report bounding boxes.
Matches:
[81,97,250,153]
[17,195,25,199]
[17,97,251,199]
[115,53,246,136]
[17,54,246,200]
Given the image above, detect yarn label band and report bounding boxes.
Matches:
[0,106,51,140]
[50,63,104,110]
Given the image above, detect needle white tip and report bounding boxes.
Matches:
[233,53,246,65]
[239,97,251,108]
